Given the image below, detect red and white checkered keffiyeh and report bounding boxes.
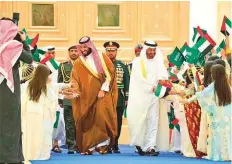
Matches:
[0,20,23,92]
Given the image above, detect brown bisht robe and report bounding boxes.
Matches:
[71,53,118,153]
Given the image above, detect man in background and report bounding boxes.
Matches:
[0,18,32,163]
[104,41,130,153]
[58,46,78,154]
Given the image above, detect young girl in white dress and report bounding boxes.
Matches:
[21,64,68,162]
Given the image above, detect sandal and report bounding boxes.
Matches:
[52,145,62,153]
[81,151,92,155]
[96,145,109,155]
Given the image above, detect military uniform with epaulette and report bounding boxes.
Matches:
[58,60,76,153]
[113,59,130,151]
[104,41,130,153]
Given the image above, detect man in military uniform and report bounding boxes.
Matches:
[58,45,78,154]
[104,41,130,153]
[128,44,143,75]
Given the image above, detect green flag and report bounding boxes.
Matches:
[168,47,185,70]
[192,26,207,44]
[181,44,200,64]
[22,28,33,45]
[216,40,226,54]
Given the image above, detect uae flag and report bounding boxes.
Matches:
[168,67,178,81]
[31,47,45,62]
[22,28,39,50]
[30,34,39,48]
[216,40,226,57]
[22,28,32,45]
[191,66,202,91]
[180,44,199,64]
[221,15,232,36]
[40,54,60,73]
[168,47,185,70]
[154,80,172,98]
[192,33,216,58]
[192,26,207,44]
[177,62,189,80]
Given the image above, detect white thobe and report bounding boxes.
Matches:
[127,57,169,152]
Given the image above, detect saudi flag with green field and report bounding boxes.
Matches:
[167,47,185,70]
[180,44,199,64]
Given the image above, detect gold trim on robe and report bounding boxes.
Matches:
[79,56,99,79]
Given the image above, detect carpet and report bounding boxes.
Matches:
[31,145,230,164]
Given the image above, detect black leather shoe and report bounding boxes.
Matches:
[136,146,145,156]
[68,150,75,154]
[112,149,120,153]
[146,149,159,156]
[111,145,121,153]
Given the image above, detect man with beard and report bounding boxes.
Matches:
[58,45,78,154]
[63,36,118,155]
[103,41,130,153]
[127,40,170,156]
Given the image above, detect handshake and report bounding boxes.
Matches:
[59,83,79,99]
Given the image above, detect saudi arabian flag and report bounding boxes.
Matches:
[196,53,206,67]
[192,33,216,57]
[168,47,185,70]
[221,15,232,36]
[40,54,60,73]
[180,44,199,64]
[154,80,172,98]
[192,26,207,44]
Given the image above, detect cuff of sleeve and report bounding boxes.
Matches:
[101,80,110,92]
[185,89,194,96]
[187,95,197,103]
[125,91,129,101]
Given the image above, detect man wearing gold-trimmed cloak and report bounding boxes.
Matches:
[64,36,118,155]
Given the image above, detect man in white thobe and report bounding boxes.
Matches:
[127,40,170,156]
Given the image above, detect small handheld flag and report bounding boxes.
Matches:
[154,80,172,98]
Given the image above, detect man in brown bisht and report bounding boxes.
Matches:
[64,36,118,155]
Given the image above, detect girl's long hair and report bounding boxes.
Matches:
[28,64,50,102]
[203,61,215,87]
[211,64,231,106]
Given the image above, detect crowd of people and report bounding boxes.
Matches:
[0,17,231,164]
